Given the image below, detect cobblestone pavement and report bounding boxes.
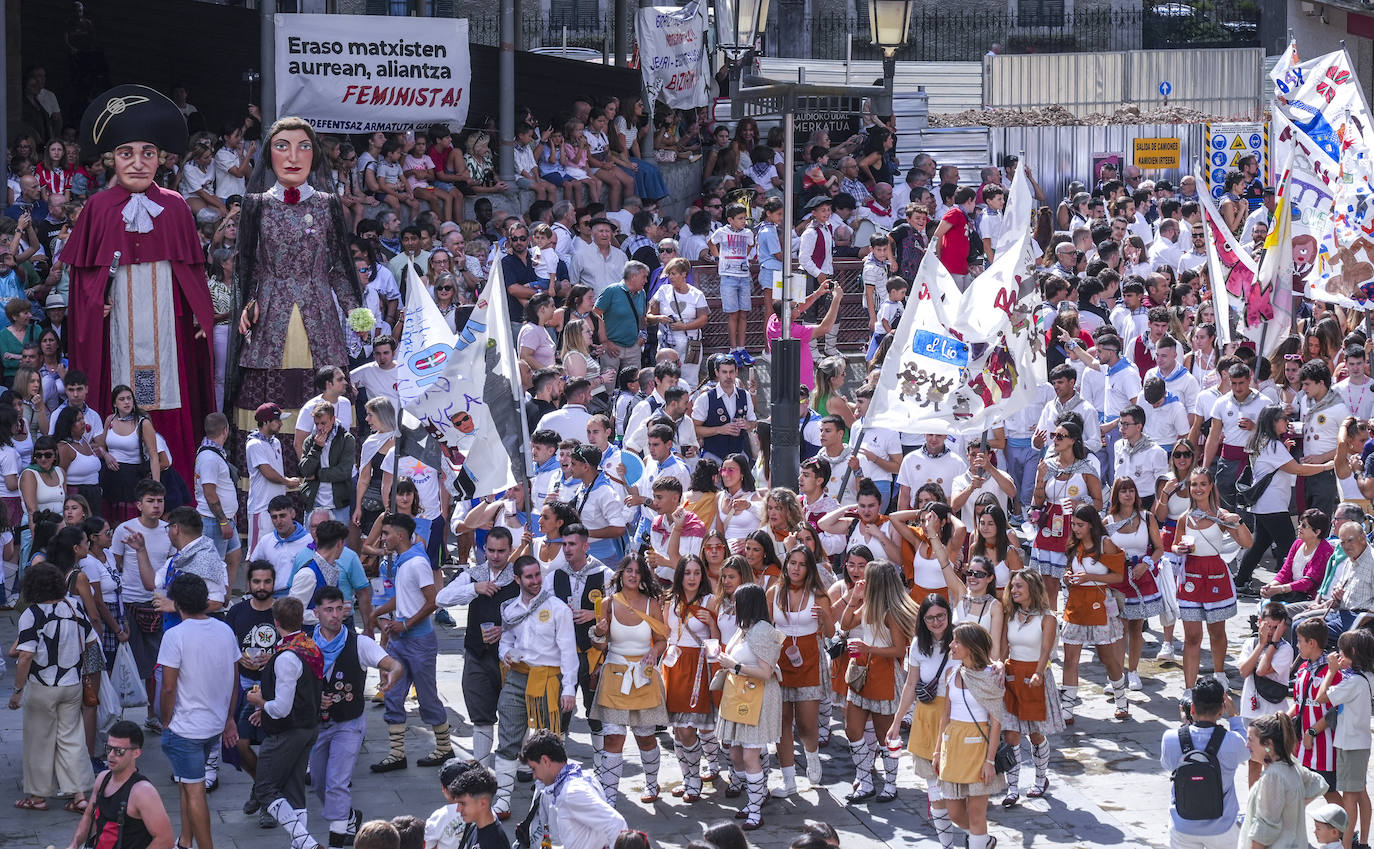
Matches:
[0,562,1316,849]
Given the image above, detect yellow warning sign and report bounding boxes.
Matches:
[1133,137,1181,169]
[1229,136,1246,150]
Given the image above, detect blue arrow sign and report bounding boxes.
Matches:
[1159,81,1172,97]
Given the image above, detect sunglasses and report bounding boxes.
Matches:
[33,451,54,458]
[658,247,675,253]
[1284,353,1302,361]
[104,745,134,757]
[509,235,528,242]
[965,571,991,580]
[1173,450,1194,458]
[1052,432,1070,441]
[434,286,454,291]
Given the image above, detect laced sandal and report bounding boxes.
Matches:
[370,754,408,773]
[417,750,455,767]
[1027,777,1050,798]
[875,785,898,803]
[640,785,660,803]
[1001,793,1021,809]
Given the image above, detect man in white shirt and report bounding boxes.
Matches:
[1148,218,1182,270]
[1174,224,1208,276]
[1034,364,1104,456]
[537,379,594,443]
[530,429,562,507]
[1112,405,1170,508]
[896,433,970,511]
[625,424,692,542]
[691,357,756,463]
[851,386,903,506]
[622,362,680,449]
[624,386,699,460]
[349,335,400,409]
[245,403,299,556]
[494,559,578,818]
[194,413,242,584]
[1144,336,1202,431]
[248,495,314,597]
[156,573,241,849]
[815,416,858,504]
[1240,186,1274,245]
[524,730,625,849]
[644,477,705,583]
[565,443,632,564]
[1336,344,1374,421]
[1109,280,1149,343]
[295,366,354,456]
[1299,359,1349,517]
[110,480,172,724]
[1203,362,1270,510]
[570,220,628,298]
[1141,376,1192,450]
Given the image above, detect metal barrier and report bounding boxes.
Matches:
[683,259,876,360]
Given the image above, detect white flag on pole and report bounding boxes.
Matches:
[409,262,520,500]
[865,247,1042,436]
[394,257,458,405]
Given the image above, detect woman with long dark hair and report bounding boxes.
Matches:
[766,545,835,795]
[1105,476,1164,691]
[717,454,762,549]
[590,555,670,806]
[54,404,100,509]
[1029,417,1103,602]
[713,583,781,830]
[968,502,1024,590]
[998,569,1063,807]
[664,555,719,803]
[1060,505,1128,722]
[888,593,957,840]
[97,384,160,522]
[1174,468,1252,694]
[741,530,783,586]
[1152,437,1196,662]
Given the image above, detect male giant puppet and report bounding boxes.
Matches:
[63,85,215,480]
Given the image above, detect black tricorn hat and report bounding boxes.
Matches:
[80,84,188,156]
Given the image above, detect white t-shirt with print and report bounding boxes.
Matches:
[710,226,755,278]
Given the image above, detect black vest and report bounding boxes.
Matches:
[319,629,366,724]
[260,646,323,735]
[551,566,606,651]
[465,576,521,657]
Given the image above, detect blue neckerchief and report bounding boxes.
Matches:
[549,762,585,805]
[1106,358,1131,377]
[1165,392,1180,404]
[161,550,184,629]
[1161,364,1188,383]
[535,455,560,476]
[275,522,309,545]
[313,625,348,677]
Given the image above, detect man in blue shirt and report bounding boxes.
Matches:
[289,515,373,631]
[1159,678,1248,848]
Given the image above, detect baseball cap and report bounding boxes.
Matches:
[254,403,288,423]
[1313,802,1348,833]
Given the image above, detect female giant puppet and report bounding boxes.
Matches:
[64,85,215,481]
[227,117,363,443]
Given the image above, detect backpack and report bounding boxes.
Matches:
[1172,725,1226,821]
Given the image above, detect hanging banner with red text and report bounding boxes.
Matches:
[636,3,710,110]
[274,13,471,133]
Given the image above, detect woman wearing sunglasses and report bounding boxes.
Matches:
[21,435,66,547]
[1028,416,1103,604]
[1105,476,1164,692]
[1060,505,1129,722]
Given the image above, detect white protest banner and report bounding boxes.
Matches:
[410,263,520,500]
[866,248,1042,437]
[394,257,457,405]
[1254,161,1296,357]
[636,3,710,110]
[275,13,471,133]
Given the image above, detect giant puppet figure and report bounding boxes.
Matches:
[63,85,216,481]
[227,117,362,444]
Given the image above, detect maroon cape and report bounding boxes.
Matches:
[61,184,216,483]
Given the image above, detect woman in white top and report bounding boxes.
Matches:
[21,436,66,539]
[1235,405,1332,620]
[967,502,1024,590]
[717,454,763,549]
[0,406,22,534]
[53,406,100,509]
[1105,476,1164,692]
[517,293,557,391]
[1184,323,1221,392]
[589,556,670,806]
[353,397,396,534]
[178,140,225,222]
[765,545,835,796]
[1060,506,1129,722]
[646,257,709,386]
[522,500,576,576]
[1152,438,1197,662]
[887,503,962,607]
[998,570,1063,807]
[560,318,611,406]
[96,385,160,524]
[1335,416,1374,510]
[933,623,1007,849]
[663,555,720,802]
[889,594,960,844]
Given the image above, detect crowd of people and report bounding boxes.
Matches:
[4,64,1374,849]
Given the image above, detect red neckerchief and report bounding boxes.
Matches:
[277,630,324,680]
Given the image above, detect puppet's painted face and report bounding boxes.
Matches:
[1293,235,1318,265]
[270,128,314,189]
[112,141,158,194]
[450,410,475,434]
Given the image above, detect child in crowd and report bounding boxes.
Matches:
[1292,617,1343,805]
[867,276,907,362]
[404,136,455,222]
[1313,802,1350,849]
[1319,629,1374,849]
[862,233,896,328]
[529,223,559,293]
[710,202,755,367]
[369,138,421,221]
[1239,602,1294,786]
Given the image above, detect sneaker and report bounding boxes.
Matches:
[434,608,456,627]
[259,808,279,829]
[1156,642,1176,662]
[1213,671,1230,691]
[1127,672,1142,691]
[737,349,755,366]
[243,796,261,815]
[730,349,745,367]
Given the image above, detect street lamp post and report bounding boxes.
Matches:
[714,0,911,492]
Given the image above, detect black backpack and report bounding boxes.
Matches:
[1172,725,1226,821]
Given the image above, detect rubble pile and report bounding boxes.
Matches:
[927,103,1230,127]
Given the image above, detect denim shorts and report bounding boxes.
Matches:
[163,729,217,783]
[720,274,752,313]
[201,515,242,556]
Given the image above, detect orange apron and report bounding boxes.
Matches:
[937,719,993,784]
[779,631,822,689]
[663,644,719,714]
[832,653,850,698]
[856,654,898,703]
[1003,658,1046,721]
[908,695,946,760]
[1064,585,1108,626]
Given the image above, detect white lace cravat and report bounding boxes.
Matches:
[121,192,164,233]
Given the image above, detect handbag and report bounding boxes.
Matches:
[719,671,764,726]
[915,651,950,704]
[670,288,703,365]
[131,602,162,634]
[822,632,848,660]
[1233,462,1280,509]
[1252,670,1291,705]
[845,658,869,692]
[83,672,100,707]
[960,676,1016,774]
